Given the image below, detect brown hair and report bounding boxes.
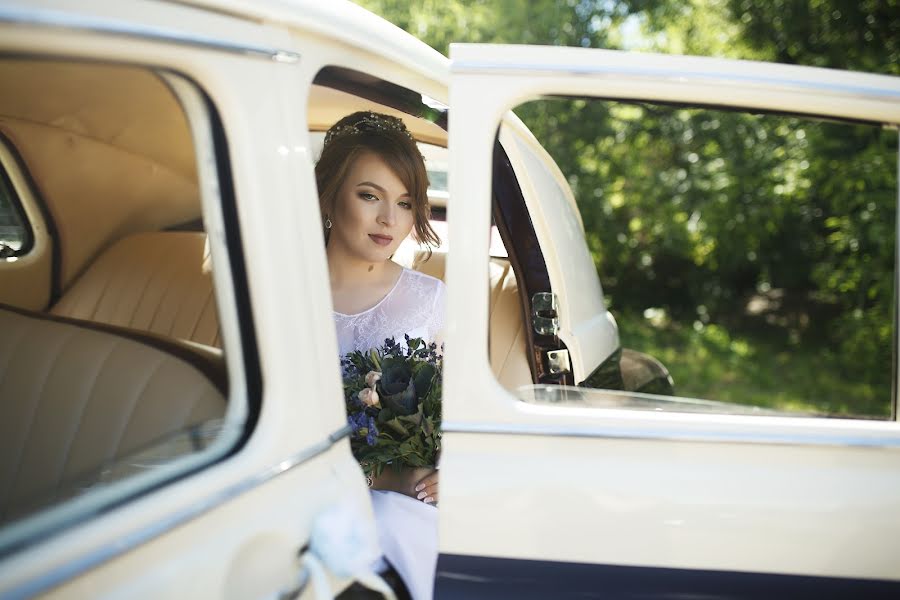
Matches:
[315,111,440,255]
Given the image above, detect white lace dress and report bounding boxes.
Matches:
[333,267,445,600]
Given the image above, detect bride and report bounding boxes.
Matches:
[317,111,445,600]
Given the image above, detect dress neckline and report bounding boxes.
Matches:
[333,267,408,318]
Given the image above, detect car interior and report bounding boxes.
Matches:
[0,58,538,527]
[0,58,231,527]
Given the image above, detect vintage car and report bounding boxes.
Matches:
[1,0,899,598]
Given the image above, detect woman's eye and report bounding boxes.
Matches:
[359,192,378,202]
[398,201,412,210]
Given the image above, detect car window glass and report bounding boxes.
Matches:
[0,165,27,256]
[514,97,898,420]
[0,59,246,552]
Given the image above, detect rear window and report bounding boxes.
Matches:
[0,162,29,257]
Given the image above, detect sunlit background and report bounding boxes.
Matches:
[353,0,899,418]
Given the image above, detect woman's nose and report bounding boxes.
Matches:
[378,203,396,226]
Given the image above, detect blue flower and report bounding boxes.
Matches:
[365,415,378,446]
[348,411,367,436]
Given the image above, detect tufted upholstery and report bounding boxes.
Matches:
[408,250,533,388]
[49,228,532,391]
[51,232,221,348]
[485,259,533,388]
[0,306,226,523]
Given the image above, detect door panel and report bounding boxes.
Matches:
[0,2,370,597]
[442,42,900,591]
[436,554,900,599]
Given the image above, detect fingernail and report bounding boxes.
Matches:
[417,491,426,500]
[424,497,434,504]
[415,484,424,492]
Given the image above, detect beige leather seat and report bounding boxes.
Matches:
[409,250,532,388]
[51,231,221,348]
[0,305,226,523]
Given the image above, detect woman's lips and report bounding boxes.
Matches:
[369,234,393,246]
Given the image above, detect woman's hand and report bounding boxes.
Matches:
[414,469,439,505]
[369,466,436,502]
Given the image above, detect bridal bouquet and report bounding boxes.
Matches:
[342,336,442,478]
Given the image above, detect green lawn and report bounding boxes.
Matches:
[613,310,892,419]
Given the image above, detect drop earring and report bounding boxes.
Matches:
[324,217,333,230]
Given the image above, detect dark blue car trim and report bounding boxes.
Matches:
[435,554,900,599]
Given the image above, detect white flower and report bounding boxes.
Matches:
[358,387,380,408]
[365,370,382,388]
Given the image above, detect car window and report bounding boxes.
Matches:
[0,162,28,257]
[0,59,248,552]
[419,142,448,202]
[514,97,898,420]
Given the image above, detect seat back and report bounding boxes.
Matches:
[51,231,221,347]
[486,259,533,388]
[407,249,533,388]
[0,306,226,523]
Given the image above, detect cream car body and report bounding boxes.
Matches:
[0,0,898,599]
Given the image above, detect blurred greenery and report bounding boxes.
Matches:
[354,0,899,417]
[616,310,890,417]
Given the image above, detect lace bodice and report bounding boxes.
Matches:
[333,268,446,357]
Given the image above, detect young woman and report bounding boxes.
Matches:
[317,111,445,600]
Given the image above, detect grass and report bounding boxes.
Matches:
[614,309,892,419]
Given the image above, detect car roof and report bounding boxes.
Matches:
[170,0,450,84]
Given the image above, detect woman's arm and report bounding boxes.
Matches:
[369,466,438,504]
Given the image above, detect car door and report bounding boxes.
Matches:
[439,43,900,597]
[0,2,371,598]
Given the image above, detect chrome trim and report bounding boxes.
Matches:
[894,144,900,422]
[452,60,900,104]
[0,6,300,63]
[441,420,900,449]
[6,424,352,600]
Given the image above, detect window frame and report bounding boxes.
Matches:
[511,96,900,421]
[0,64,255,559]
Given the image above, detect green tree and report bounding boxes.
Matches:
[354,0,899,412]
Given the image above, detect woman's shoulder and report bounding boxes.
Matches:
[401,267,446,292]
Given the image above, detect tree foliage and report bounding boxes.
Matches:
[354,0,899,407]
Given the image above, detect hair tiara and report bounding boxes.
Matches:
[323,111,415,148]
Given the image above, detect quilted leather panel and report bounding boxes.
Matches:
[0,307,226,523]
[51,232,221,347]
[487,260,532,389]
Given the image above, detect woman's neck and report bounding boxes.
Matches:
[326,244,398,291]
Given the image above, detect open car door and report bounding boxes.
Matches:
[0,3,372,598]
[439,44,900,597]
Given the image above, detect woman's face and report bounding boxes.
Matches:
[328,151,416,264]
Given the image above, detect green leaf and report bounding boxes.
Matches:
[381,378,418,415]
[413,363,436,398]
[383,417,410,436]
[368,348,381,371]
